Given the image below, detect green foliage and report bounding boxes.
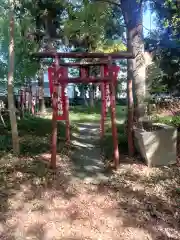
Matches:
[155,115,180,128]
[145,0,180,94]
[64,0,125,51]
[64,1,108,49]
[0,135,12,151]
[0,3,39,85]
[102,123,128,158]
[0,114,67,155]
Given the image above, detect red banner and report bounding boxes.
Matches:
[48,66,68,121]
[104,65,120,85]
[103,65,120,112]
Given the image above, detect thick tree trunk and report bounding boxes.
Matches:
[127,57,135,156]
[8,1,19,154]
[121,0,146,125]
[38,68,46,113]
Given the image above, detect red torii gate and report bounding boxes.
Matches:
[33,51,134,170]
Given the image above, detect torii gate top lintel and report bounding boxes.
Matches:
[33,51,135,59]
[34,51,134,84]
[34,51,135,170]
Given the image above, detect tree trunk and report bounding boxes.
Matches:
[121,0,146,125]
[38,68,46,113]
[8,0,20,154]
[89,84,94,108]
[81,86,88,106]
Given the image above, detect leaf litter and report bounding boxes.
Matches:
[0,115,179,240]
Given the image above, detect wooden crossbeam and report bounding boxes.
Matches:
[33,51,134,59]
[53,77,112,84]
[59,62,108,67]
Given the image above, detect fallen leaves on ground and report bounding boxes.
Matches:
[0,151,179,240]
[0,113,180,239]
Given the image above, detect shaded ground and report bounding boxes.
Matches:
[0,154,179,240]
[71,122,108,184]
[0,108,179,240]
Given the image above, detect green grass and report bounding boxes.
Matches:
[0,114,67,156]
[70,104,127,159]
[70,105,128,158]
[70,105,101,122]
[0,105,127,157]
[69,104,128,159]
[100,105,128,158]
[102,123,128,159]
[70,105,127,123]
[154,115,180,129]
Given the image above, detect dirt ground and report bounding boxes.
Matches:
[0,113,179,240]
[0,150,179,240]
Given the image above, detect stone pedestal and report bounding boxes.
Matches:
[134,123,177,167]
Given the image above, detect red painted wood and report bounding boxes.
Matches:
[80,66,88,78]
[46,55,124,169]
[104,65,120,117]
[49,66,120,85]
[56,85,66,121]
[48,65,67,121]
[58,61,108,67]
[33,51,135,59]
[104,65,120,85]
[53,76,111,84]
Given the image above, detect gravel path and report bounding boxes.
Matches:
[71,122,109,184]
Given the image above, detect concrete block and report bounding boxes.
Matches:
[134,122,177,167]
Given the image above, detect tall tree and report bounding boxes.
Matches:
[21,0,69,112]
[8,0,19,154]
[64,0,126,106]
[0,2,39,86]
[145,0,180,93]
[120,0,146,125]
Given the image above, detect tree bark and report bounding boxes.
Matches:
[38,67,46,113]
[81,85,88,106]
[89,84,94,108]
[121,0,146,125]
[8,0,20,154]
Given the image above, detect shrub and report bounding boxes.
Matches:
[155,116,180,129]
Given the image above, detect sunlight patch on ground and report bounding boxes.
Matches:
[71,139,94,148]
[70,113,100,121]
[0,106,179,239]
[0,154,179,240]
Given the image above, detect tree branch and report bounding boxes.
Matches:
[95,0,153,34]
[93,0,121,8]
